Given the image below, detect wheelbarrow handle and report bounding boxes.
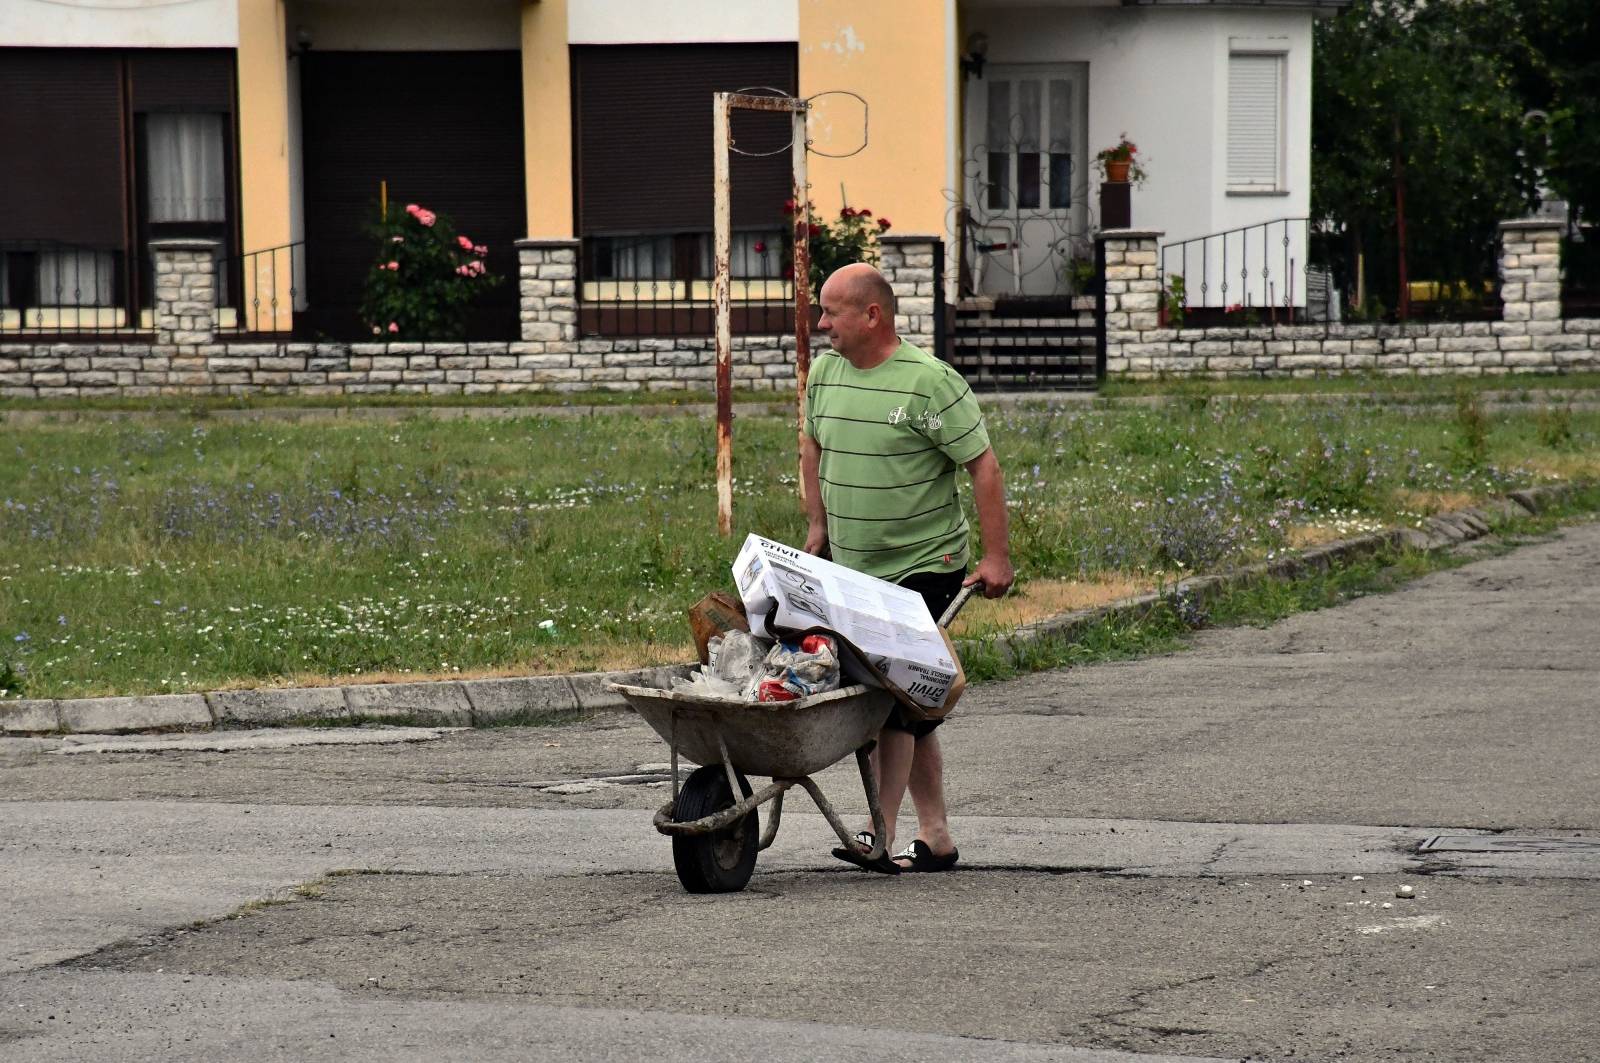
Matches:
[938,580,984,629]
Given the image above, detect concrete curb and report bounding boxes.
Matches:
[0,483,1587,738]
[1,664,694,738]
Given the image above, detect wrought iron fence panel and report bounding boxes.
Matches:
[0,240,139,336]
[580,231,790,337]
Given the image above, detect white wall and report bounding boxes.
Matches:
[288,0,519,51]
[569,0,798,44]
[0,0,239,48]
[967,5,1316,304]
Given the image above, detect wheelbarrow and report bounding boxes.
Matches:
[606,584,978,893]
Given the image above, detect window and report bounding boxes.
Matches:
[146,113,227,223]
[984,74,1078,212]
[1228,52,1285,192]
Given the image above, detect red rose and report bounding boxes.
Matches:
[753,241,767,254]
[840,206,856,218]
[783,198,797,214]
[857,209,872,218]
[877,217,892,231]
[808,223,822,237]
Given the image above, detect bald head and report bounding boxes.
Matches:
[825,262,897,319]
[817,262,901,368]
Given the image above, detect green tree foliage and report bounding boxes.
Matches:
[1313,1,1539,317]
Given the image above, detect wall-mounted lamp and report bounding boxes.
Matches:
[961,32,988,80]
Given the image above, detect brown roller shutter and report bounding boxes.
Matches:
[129,49,235,113]
[573,44,797,235]
[0,49,126,247]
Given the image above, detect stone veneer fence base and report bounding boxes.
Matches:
[1097,220,1598,378]
[1,225,1596,398]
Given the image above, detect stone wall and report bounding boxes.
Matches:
[150,239,220,346]
[879,234,939,351]
[0,337,825,398]
[1098,220,1598,378]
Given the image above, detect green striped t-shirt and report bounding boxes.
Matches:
[804,340,991,581]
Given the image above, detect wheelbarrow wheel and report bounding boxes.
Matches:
[672,764,757,894]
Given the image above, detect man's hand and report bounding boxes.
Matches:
[804,524,828,556]
[963,447,1014,599]
[965,554,1014,598]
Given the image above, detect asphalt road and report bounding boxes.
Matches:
[3,521,1598,1062]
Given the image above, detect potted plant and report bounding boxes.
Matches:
[1094,134,1147,186]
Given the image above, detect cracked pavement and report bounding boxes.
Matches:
[2,521,1598,1061]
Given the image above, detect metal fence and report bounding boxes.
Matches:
[1161,217,1325,323]
[0,240,144,336]
[1563,229,1600,319]
[580,231,796,336]
[215,241,306,336]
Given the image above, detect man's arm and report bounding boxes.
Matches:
[800,432,828,555]
[962,447,1014,598]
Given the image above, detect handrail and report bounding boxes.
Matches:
[1160,217,1317,315]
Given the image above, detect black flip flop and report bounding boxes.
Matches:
[893,839,959,872]
[831,831,901,875]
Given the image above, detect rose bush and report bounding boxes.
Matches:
[783,200,891,298]
[360,202,499,340]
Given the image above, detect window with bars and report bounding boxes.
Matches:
[984,75,1077,212]
[1228,52,1285,192]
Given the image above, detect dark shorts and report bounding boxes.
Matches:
[883,568,966,739]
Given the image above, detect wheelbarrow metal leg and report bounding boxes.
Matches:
[856,744,889,861]
[757,791,784,851]
[653,779,793,836]
[795,775,885,859]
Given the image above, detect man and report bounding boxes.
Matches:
[801,261,1013,874]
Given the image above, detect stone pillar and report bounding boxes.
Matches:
[878,234,938,351]
[516,238,580,344]
[1096,229,1164,375]
[1498,219,1563,324]
[150,239,219,345]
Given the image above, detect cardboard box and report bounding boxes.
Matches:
[732,534,965,715]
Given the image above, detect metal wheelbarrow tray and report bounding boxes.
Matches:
[606,680,899,894]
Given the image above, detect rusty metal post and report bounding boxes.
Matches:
[713,92,735,537]
[791,107,812,505]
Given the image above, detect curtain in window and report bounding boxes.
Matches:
[147,113,226,223]
[38,249,116,307]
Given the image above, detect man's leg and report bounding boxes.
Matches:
[903,730,956,858]
[872,726,916,853]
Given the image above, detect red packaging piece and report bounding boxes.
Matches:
[756,678,800,702]
[799,634,834,656]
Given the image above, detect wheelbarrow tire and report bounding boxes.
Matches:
[672,764,757,894]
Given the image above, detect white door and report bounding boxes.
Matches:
[964,64,1089,297]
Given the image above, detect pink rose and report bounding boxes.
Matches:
[386,260,399,271]
[474,244,487,256]
[417,210,436,227]
[388,322,399,333]
[405,204,419,215]
[392,235,404,243]
[458,235,473,251]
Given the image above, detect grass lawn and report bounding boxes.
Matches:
[2,389,1598,700]
[1098,369,1600,402]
